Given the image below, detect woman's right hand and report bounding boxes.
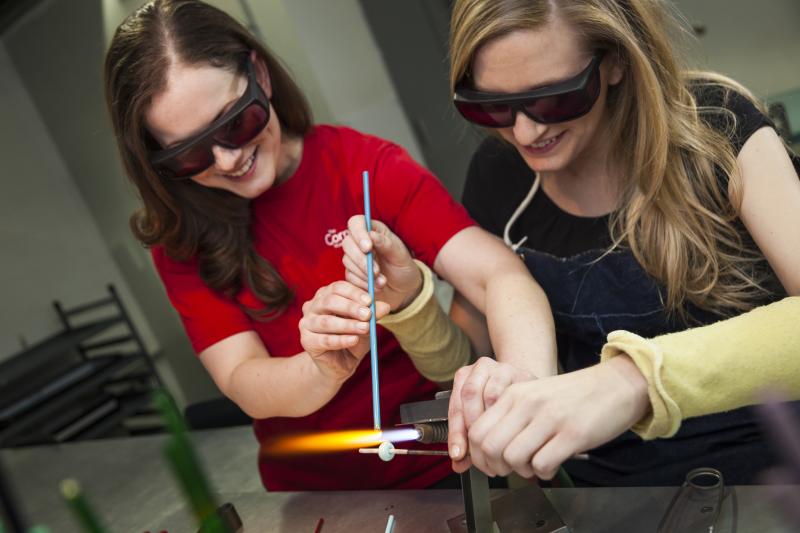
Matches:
[299,280,390,382]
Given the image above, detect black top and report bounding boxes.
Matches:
[463,83,798,257]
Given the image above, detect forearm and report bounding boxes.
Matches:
[485,265,558,377]
[225,353,345,419]
[435,227,557,378]
[601,296,800,439]
[450,290,492,356]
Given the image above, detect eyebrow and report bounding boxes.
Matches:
[164,62,250,150]
[164,90,242,148]
[475,72,565,93]
[475,56,593,93]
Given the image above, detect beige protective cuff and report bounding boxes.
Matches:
[601,297,800,440]
[600,331,682,439]
[378,260,472,382]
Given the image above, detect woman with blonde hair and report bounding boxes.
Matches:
[447,0,800,486]
[316,0,800,486]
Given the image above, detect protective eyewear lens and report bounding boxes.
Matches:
[150,59,270,179]
[454,52,603,128]
[155,103,269,179]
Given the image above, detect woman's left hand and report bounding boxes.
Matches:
[299,280,391,382]
[466,356,650,479]
[448,357,536,473]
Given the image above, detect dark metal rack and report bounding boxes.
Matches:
[0,284,163,447]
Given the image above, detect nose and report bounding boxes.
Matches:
[211,144,244,172]
[509,111,548,147]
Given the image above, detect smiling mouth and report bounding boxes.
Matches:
[530,132,563,149]
[225,148,257,178]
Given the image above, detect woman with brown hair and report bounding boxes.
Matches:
[322,0,800,486]
[104,0,556,491]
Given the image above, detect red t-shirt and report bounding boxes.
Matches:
[152,125,474,490]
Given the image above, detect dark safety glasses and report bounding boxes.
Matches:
[149,58,270,179]
[453,51,605,128]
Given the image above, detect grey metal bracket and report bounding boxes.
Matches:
[399,392,570,533]
[447,478,570,533]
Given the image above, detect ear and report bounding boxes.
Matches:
[250,50,272,99]
[605,52,624,86]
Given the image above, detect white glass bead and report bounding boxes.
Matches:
[377,441,395,461]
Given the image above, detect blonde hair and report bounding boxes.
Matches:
[450,0,774,319]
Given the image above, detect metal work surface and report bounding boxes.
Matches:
[1,426,795,532]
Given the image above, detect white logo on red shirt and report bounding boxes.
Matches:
[324,228,349,248]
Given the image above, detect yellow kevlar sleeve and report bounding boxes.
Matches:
[600,297,800,439]
[378,260,473,382]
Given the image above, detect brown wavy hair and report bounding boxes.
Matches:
[451,0,778,319]
[104,0,312,317]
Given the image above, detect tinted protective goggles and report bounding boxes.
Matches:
[453,52,605,128]
[149,59,270,179]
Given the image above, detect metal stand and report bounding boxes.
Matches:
[400,393,570,533]
[459,467,493,533]
[447,473,569,533]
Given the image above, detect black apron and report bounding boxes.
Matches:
[520,246,791,486]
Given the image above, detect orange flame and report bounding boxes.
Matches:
[262,429,382,456]
[261,427,420,456]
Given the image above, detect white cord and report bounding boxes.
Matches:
[503,173,540,251]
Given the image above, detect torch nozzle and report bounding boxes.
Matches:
[414,422,448,444]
